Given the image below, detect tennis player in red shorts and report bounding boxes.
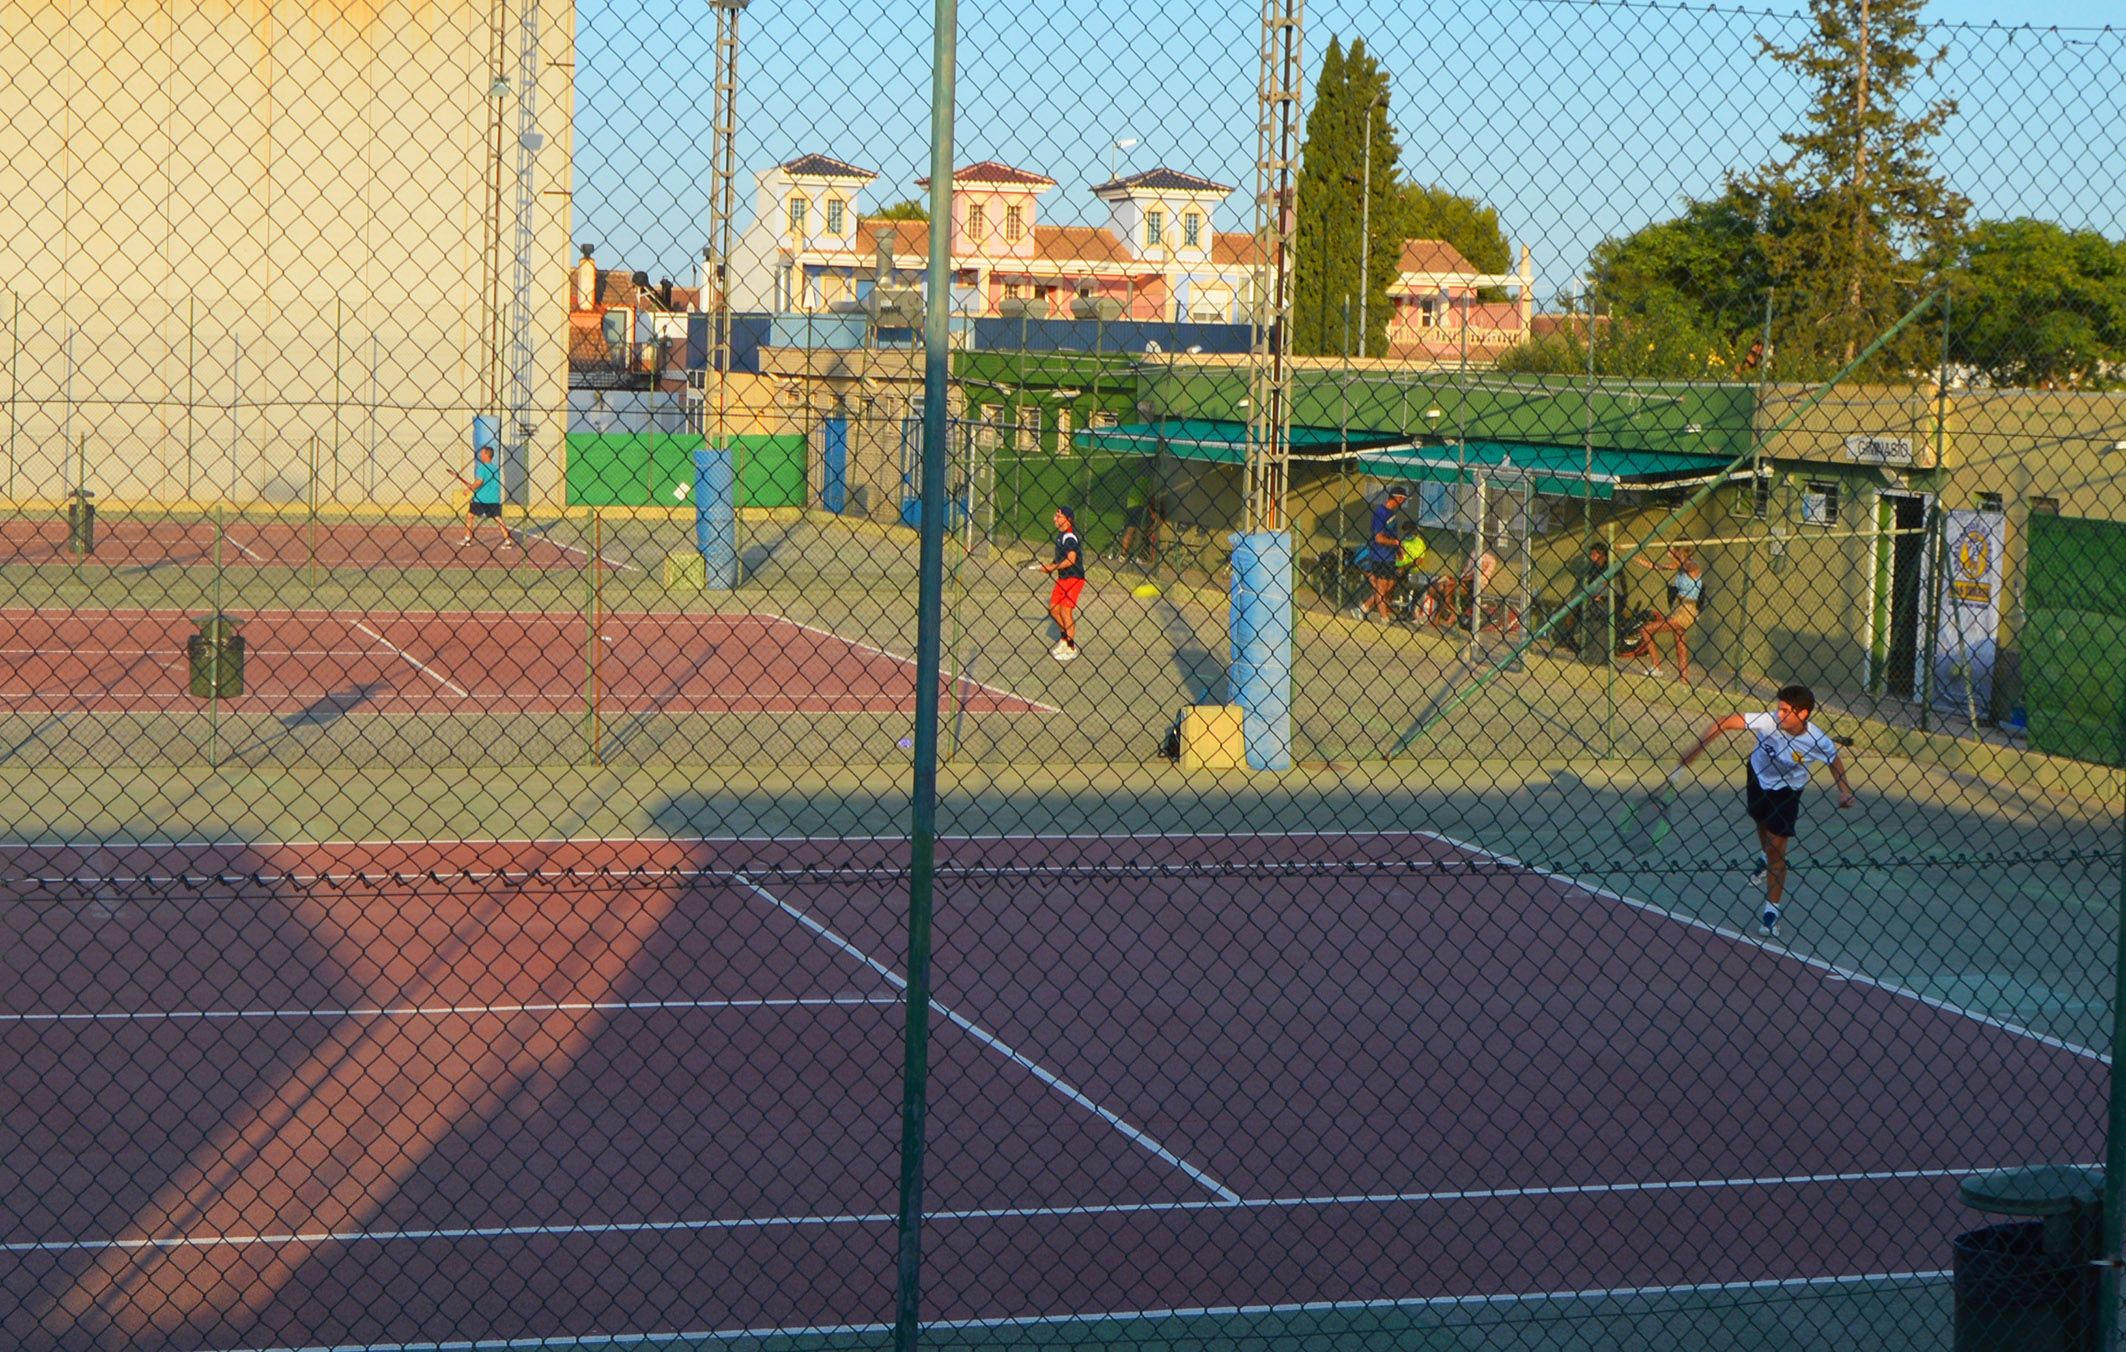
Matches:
[1039,507,1085,661]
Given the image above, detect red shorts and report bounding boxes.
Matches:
[1049,577,1085,609]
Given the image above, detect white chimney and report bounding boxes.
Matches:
[574,244,598,310]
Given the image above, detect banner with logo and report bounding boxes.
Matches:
[1931,507,2006,717]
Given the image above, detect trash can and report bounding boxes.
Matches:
[186,615,245,698]
[65,490,96,556]
[1953,1165,2103,1352]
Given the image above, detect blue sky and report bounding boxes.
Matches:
[572,0,2124,301]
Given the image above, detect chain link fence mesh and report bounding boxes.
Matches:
[2,0,2124,1347]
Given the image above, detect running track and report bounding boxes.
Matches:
[0,831,2100,1350]
[0,608,1051,716]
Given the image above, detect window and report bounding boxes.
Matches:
[1146,210,1164,246]
[966,203,985,239]
[787,195,808,233]
[825,199,845,235]
[1183,211,1202,247]
[1415,481,1463,528]
[2029,494,2060,516]
[1005,205,1024,243]
[1054,407,1073,456]
[1017,407,1039,452]
[1801,480,1839,526]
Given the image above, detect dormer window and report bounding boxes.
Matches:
[787,195,808,234]
[1146,210,1164,246]
[826,199,846,235]
[967,203,986,240]
[1183,211,1202,247]
[1005,205,1024,243]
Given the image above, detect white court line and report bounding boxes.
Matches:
[0,994,900,1026]
[195,1269,1966,1350]
[6,1163,2000,1256]
[732,870,1238,1203]
[349,620,472,698]
[528,531,639,573]
[763,611,1061,713]
[1414,827,2111,1064]
[1,824,2103,1060]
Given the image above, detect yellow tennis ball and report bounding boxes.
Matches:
[1132,583,1160,598]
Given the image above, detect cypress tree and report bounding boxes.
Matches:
[1294,38,1406,358]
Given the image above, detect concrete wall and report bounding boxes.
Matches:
[0,0,575,510]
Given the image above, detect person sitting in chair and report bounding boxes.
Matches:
[1618,544,1703,681]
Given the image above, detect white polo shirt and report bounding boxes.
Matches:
[1744,711,1840,791]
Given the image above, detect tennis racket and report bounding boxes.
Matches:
[1616,766,1684,855]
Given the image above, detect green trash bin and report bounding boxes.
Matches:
[65,490,96,556]
[1953,1165,2103,1352]
[186,615,245,699]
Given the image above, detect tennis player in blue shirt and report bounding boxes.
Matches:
[456,445,513,548]
[1353,488,1407,623]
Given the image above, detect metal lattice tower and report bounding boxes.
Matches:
[1244,0,1302,533]
[505,0,544,473]
[706,0,750,450]
[479,0,512,462]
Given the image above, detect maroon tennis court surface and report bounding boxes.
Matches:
[0,607,1051,715]
[0,830,2102,1350]
[1,516,604,573]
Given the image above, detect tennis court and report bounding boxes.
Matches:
[0,515,620,574]
[0,829,2097,1350]
[0,607,1051,717]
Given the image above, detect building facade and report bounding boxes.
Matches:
[727,153,1534,342]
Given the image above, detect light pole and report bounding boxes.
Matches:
[1107,136,1137,184]
[1357,90,1383,359]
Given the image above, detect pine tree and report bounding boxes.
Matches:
[1733,0,1967,377]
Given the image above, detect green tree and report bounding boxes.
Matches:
[1399,183,1511,293]
[1950,220,2126,389]
[1733,0,1967,377]
[1292,37,1405,357]
[866,199,928,222]
[1590,188,1771,345]
[1497,189,1770,380]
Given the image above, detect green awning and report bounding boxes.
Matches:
[1074,418,1400,465]
[1357,439,1747,500]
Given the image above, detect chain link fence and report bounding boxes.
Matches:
[3,0,2124,1348]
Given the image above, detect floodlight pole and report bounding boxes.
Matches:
[1357,90,1381,360]
[895,0,956,1347]
[706,0,749,585]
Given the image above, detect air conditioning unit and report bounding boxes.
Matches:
[870,285,924,328]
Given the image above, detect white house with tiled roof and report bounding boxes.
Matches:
[727,154,879,313]
[727,152,1534,345]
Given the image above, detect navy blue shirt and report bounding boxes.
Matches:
[1053,528,1084,580]
[1368,503,1400,565]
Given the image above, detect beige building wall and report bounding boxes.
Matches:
[0,0,574,510]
